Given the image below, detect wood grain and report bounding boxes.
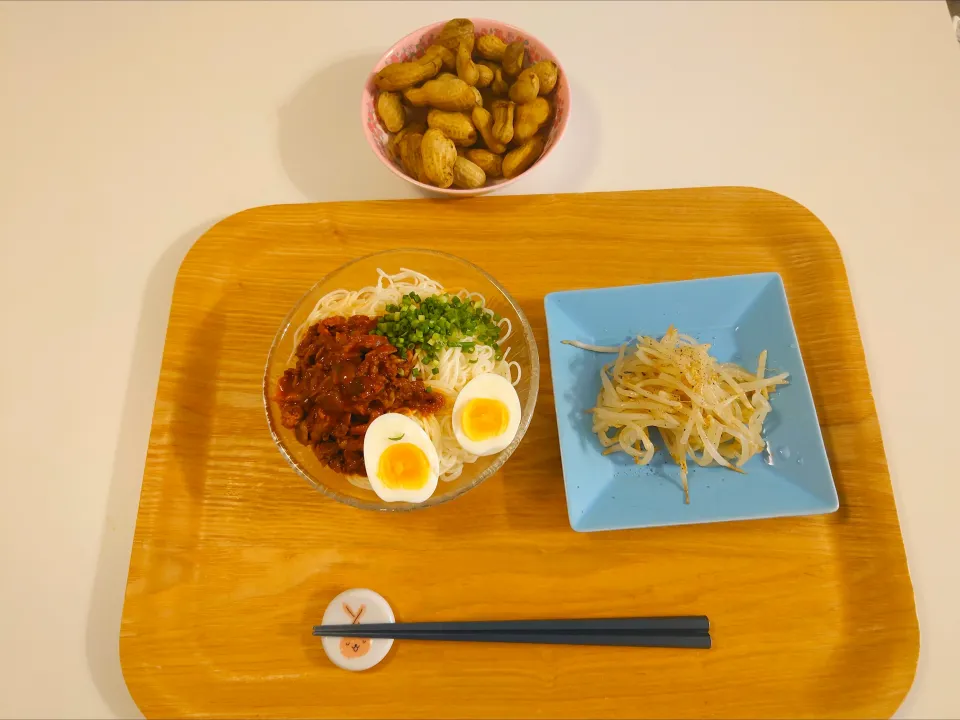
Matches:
[120,187,917,719]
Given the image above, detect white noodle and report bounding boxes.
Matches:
[291,268,519,483]
[569,326,788,503]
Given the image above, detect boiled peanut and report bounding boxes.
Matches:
[435,18,475,53]
[388,121,427,160]
[452,156,486,189]
[476,34,507,61]
[399,132,429,183]
[456,41,479,86]
[465,148,503,178]
[471,105,506,154]
[375,55,441,91]
[423,44,456,72]
[502,40,525,77]
[508,68,539,104]
[404,75,477,111]
[475,62,494,88]
[493,70,509,96]
[490,67,509,96]
[491,100,515,145]
[471,86,482,107]
[530,60,559,95]
[513,97,550,143]
[421,128,456,188]
[427,108,477,147]
[502,135,546,179]
[376,91,405,133]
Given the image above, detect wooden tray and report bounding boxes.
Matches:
[120,188,918,719]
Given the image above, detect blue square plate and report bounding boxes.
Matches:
[544,273,838,532]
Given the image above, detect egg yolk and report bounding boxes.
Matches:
[377,442,430,489]
[462,398,510,441]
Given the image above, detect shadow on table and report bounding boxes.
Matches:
[83,219,220,719]
[278,54,416,202]
[276,55,602,200]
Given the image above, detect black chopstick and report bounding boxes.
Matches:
[314,628,710,649]
[312,616,710,649]
[313,615,709,637]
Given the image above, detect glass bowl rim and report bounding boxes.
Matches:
[261,248,541,511]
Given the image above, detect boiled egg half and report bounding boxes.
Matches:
[452,373,522,456]
[363,413,440,504]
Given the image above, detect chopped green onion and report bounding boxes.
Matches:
[388,433,404,441]
[374,291,505,366]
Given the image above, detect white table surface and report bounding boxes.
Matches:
[2,1,958,717]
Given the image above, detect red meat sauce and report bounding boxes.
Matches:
[274,315,444,476]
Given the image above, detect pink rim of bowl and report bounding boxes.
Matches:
[361,18,571,196]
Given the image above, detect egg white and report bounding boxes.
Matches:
[451,373,522,457]
[363,413,440,504]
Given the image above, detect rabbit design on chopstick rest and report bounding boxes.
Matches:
[339,603,371,659]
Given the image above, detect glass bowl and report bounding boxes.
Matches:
[263,249,540,511]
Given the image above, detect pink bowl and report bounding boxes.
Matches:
[361,18,570,197]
